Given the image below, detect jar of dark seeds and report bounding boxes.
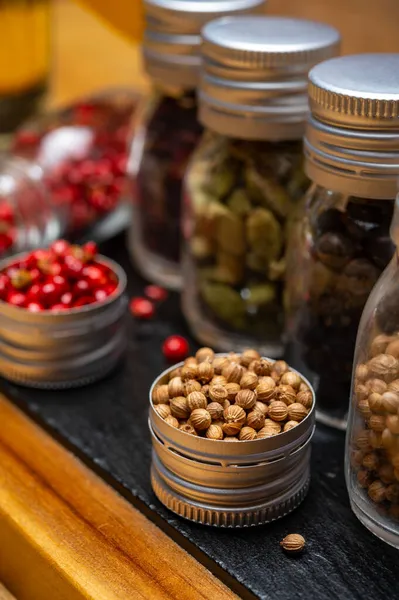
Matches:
[182,16,340,354]
[128,0,265,290]
[285,54,399,430]
[346,185,399,549]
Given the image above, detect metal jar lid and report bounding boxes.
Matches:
[0,255,128,389]
[305,54,399,199]
[199,16,341,141]
[149,357,316,527]
[143,0,266,88]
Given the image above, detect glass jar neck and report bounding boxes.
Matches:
[199,106,306,142]
[152,82,196,98]
[308,183,395,208]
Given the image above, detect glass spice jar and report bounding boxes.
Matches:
[0,155,61,257]
[346,192,399,549]
[128,0,266,290]
[285,54,399,430]
[12,90,138,242]
[182,16,340,355]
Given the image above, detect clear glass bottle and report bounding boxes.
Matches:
[285,54,399,430]
[182,16,340,355]
[128,0,266,290]
[346,193,399,549]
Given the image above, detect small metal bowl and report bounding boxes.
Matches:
[149,357,316,527]
[0,254,128,388]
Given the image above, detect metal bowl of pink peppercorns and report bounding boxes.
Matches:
[0,239,127,388]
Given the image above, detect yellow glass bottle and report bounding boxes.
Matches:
[0,0,50,134]
[77,0,144,43]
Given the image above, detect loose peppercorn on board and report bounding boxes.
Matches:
[1,233,398,600]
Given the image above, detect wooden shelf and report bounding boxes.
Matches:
[0,397,237,600]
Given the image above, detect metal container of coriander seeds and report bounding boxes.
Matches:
[0,255,127,389]
[149,356,316,527]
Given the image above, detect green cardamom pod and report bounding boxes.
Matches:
[245,164,293,219]
[244,283,277,307]
[227,188,252,217]
[246,208,282,263]
[200,282,246,329]
[268,257,286,281]
[190,236,215,261]
[216,208,246,256]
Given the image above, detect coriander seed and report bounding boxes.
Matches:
[187,391,207,411]
[287,403,308,422]
[190,408,212,431]
[155,404,171,419]
[269,401,288,422]
[196,347,215,363]
[225,382,241,401]
[168,376,185,398]
[179,423,197,436]
[240,372,258,390]
[256,378,276,402]
[165,415,179,428]
[280,534,305,554]
[246,410,265,430]
[198,360,214,383]
[275,384,297,405]
[240,349,261,367]
[235,389,257,410]
[170,396,190,419]
[207,402,224,421]
[184,379,202,395]
[209,384,228,404]
[206,424,224,440]
[283,420,299,432]
[152,385,169,405]
[239,426,257,441]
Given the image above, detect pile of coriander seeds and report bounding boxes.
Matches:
[351,333,399,519]
[151,348,313,441]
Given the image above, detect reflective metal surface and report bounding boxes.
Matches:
[0,255,127,388]
[149,357,316,527]
[199,16,340,140]
[306,54,399,198]
[143,0,265,87]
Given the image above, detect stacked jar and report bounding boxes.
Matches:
[128,0,266,290]
[346,139,399,548]
[182,16,340,355]
[285,54,399,429]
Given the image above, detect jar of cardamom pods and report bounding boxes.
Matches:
[128,0,265,291]
[285,54,399,430]
[182,16,340,355]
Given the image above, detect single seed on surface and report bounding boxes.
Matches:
[280,534,305,554]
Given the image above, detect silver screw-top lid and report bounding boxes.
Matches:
[305,54,399,199]
[143,0,266,88]
[199,16,340,141]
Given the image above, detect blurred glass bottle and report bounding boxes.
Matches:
[76,0,144,43]
[0,0,50,136]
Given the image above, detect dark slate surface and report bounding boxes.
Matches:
[2,234,398,600]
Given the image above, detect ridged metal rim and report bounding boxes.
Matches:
[151,466,310,527]
[309,81,399,122]
[308,54,399,129]
[149,356,316,453]
[0,347,124,389]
